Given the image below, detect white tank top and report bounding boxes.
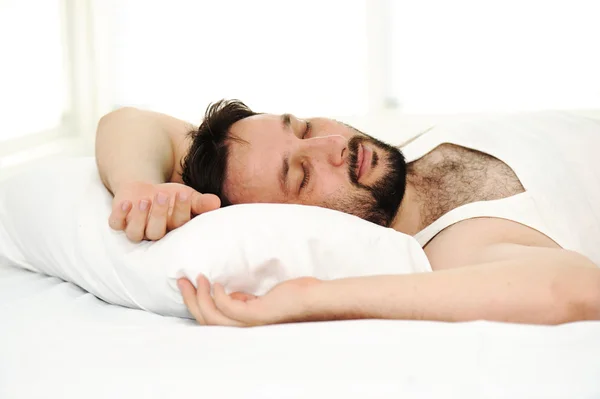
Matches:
[400,111,600,266]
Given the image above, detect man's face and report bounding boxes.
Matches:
[223,114,407,226]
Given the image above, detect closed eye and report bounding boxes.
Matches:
[300,162,310,191]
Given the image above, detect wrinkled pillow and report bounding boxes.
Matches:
[0,158,431,318]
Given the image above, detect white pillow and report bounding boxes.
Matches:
[0,157,431,318]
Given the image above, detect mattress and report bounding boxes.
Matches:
[1,259,599,399]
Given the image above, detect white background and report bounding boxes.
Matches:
[1,0,599,176]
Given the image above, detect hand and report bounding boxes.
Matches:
[109,181,221,242]
[177,275,322,327]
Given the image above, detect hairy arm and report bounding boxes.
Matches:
[308,245,600,325]
[95,107,193,195]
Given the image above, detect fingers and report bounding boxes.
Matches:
[213,283,257,325]
[145,192,169,241]
[111,185,220,242]
[190,192,221,216]
[124,198,151,242]
[109,200,132,231]
[178,278,206,325]
[194,275,244,327]
[177,276,267,327]
[178,275,244,327]
[114,190,201,242]
[168,191,192,231]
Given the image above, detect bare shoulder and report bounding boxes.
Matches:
[145,110,195,184]
[423,217,560,271]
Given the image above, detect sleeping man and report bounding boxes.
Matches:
[95,100,600,327]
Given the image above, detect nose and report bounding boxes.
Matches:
[299,135,346,167]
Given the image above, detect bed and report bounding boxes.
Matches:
[1,258,599,398]
[2,111,600,398]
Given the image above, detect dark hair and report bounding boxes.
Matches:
[180,99,258,206]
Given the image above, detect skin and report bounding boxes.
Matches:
[224,114,417,230]
[225,115,374,204]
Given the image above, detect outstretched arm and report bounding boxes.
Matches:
[309,247,599,325]
[178,244,600,326]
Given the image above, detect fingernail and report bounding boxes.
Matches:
[177,279,185,290]
[178,192,188,202]
[121,201,131,212]
[157,192,168,205]
[139,199,149,211]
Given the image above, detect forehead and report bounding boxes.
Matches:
[223,114,289,204]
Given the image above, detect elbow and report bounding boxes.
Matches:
[554,258,600,323]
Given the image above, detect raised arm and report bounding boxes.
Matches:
[95,107,192,194]
[95,107,220,242]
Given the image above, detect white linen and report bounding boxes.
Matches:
[0,158,431,318]
[1,260,600,399]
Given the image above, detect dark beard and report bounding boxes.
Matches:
[324,134,407,227]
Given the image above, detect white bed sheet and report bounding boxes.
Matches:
[1,260,600,399]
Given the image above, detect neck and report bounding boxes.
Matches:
[390,174,426,235]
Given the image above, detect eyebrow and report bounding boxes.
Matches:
[281,113,292,130]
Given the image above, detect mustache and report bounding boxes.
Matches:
[348,136,362,184]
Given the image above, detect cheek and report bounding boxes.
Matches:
[310,166,351,202]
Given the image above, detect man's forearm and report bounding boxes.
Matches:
[310,250,600,325]
[95,107,191,194]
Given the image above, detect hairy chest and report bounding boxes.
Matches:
[409,143,525,228]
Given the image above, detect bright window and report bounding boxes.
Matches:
[0,0,68,142]
[389,0,600,113]
[111,0,369,121]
